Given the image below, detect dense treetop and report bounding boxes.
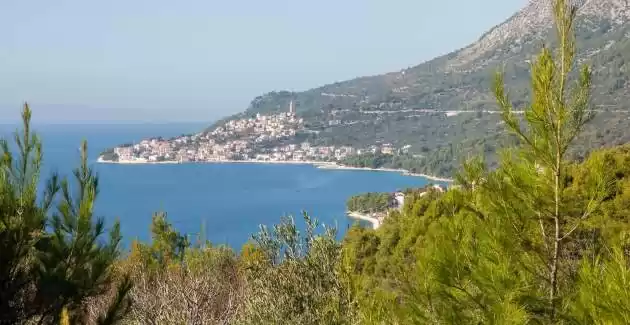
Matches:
[4,0,630,324]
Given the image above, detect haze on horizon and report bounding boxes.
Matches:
[0,0,524,124]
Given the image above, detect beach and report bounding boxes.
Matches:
[316,164,453,183]
[98,156,453,182]
[347,211,381,229]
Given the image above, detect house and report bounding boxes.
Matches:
[293,150,305,161]
[394,192,405,210]
[381,144,395,155]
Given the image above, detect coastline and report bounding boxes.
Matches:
[347,211,381,229]
[97,157,180,164]
[97,156,337,167]
[346,211,381,230]
[97,156,453,182]
[315,164,452,183]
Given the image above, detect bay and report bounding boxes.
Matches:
[1,123,443,250]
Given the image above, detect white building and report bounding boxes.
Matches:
[394,192,405,210]
[289,100,296,114]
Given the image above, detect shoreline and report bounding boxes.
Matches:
[347,211,381,229]
[97,156,453,182]
[315,164,452,183]
[97,156,337,167]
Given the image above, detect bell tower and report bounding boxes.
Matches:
[289,100,295,114]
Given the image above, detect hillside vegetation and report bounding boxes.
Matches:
[209,0,630,177]
[4,0,630,324]
[346,192,392,214]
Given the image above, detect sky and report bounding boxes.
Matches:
[0,0,524,123]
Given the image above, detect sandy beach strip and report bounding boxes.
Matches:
[97,156,453,182]
[316,164,453,182]
[347,211,381,229]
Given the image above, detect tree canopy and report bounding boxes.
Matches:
[3,1,630,324]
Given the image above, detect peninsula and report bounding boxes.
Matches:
[98,102,455,180]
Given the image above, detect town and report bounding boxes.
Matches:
[100,102,400,164]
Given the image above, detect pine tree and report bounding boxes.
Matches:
[127,211,189,271]
[491,0,608,320]
[0,103,60,323]
[149,211,189,265]
[429,0,611,321]
[0,103,131,324]
[371,0,612,323]
[35,140,131,323]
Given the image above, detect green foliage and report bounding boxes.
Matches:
[340,150,460,177]
[123,213,243,324]
[36,140,128,323]
[149,211,189,265]
[0,104,57,323]
[571,247,630,324]
[342,189,453,321]
[341,140,630,324]
[5,3,630,322]
[342,2,630,324]
[346,192,392,213]
[96,276,133,325]
[124,212,191,274]
[99,148,119,162]
[340,152,395,169]
[239,212,359,325]
[487,1,604,319]
[207,2,630,178]
[0,103,130,324]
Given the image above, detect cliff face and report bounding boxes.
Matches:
[448,0,629,71]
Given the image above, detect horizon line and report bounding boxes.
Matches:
[0,120,215,126]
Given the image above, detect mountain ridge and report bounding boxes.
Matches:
[450,0,629,70]
[201,0,630,176]
[227,0,628,117]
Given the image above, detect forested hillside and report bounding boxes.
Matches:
[241,1,629,116]
[4,0,630,324]
[208,0,630,177]
[343,143,630,323]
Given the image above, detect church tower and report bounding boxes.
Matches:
[289,100,295,114]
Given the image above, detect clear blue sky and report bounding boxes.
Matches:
[0,0,524,123]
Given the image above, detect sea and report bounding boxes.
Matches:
[0,122,445,251]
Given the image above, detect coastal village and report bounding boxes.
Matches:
[100,101,452,232]
[102,101,399,164]
[100,101,452,233]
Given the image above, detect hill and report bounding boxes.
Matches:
[208,0,630,176]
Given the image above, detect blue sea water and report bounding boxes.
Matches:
[1,123,444,250]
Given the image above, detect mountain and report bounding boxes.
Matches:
[216,0,630,176]
[238,0,629,113]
